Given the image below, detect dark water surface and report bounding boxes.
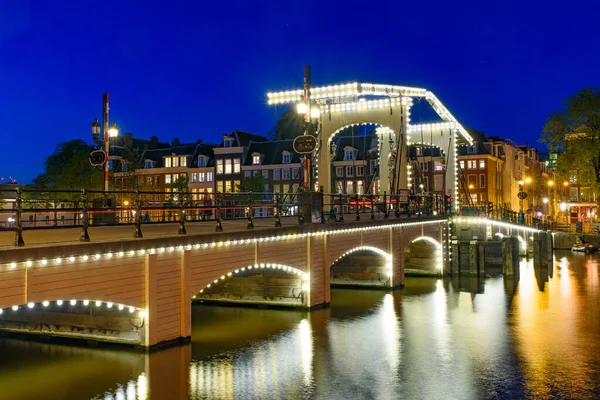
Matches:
[1,251,599,399]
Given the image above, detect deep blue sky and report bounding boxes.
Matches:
[1,0,598,183]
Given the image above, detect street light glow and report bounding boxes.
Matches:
[524,177,531,184]
[543,198,549,204]
[548,180,554,186]
[108,122,119,137]
[296,102,308,114]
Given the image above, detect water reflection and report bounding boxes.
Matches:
[188,318,314,399]
[511,251,600,399]
[1,252,600,399]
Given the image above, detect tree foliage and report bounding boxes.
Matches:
[32,139,102,190]
[269,108,305,140]
[237,173,267,193]
[541,87,600,188]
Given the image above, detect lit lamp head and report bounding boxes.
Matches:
[518,180,524,186]
[91,118,100,135]
[548,180,554,187]
[468,184,474,189]
[108,122,119,138]
[310,107,321,119]
[331,141,337,155]
[543,198,549,204]
[296,102,308,114]
[524,177,532,184]
[563,181,569,187]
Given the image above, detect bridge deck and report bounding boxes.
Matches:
[0,213,447,263]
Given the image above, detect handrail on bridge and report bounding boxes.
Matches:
[458,205,553,231]
[0,187,450,247]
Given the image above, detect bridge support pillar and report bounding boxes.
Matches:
[144,251,192,348]
[307,236,330,309]
[144,253,158,347]
[390,226,405,288]
[450,239,460,275]
[468,240,479,275]
[501,237,519,276]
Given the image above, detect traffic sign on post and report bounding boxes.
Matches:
[293,135,317,154]
[89,150,107,166]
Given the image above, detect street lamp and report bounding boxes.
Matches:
[93,93,119,194]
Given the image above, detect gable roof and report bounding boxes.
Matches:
[243,139,303,165]
[331,134,376,162]
[138,142,217,168]
[217,130,269,148]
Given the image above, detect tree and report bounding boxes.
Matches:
[269,108,305,140]
[237,173,267,193]
[32,139,102,190]
[169,175,192,204]
[171,137,181,147]
[541,87,600,195]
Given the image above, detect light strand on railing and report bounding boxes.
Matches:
[0,219,447,271]
[0,300,145,318]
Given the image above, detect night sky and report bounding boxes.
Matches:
[0,0,598,183]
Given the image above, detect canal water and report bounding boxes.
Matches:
[1,250,599,399]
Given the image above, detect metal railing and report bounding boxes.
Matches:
[0,187,448,247]
[459,205,552,230]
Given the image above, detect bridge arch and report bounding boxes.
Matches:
[193,263,310,307]
[404,236,443,275]
[0,299,147,345]
[0,299,145,316]
[330,245,393,287]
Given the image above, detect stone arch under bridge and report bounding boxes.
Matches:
[267,82,474,210]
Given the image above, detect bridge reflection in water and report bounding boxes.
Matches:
[2,253,600,399]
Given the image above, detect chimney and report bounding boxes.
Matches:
[150,136,158,149]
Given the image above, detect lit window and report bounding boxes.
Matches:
[347,181,354,194]
[173,157,179,167]
[357,181,364,194]
[467,160,476,169]
[479,159,485,169]
[206,172,213,182]
[434,161,443,172]
[198,173,205,183]
[234,158,241,173]
[459,160,465,170]
[225,159,232,174]
[165,157,172,168]
[225,181,232,192]
[190,173,196,183]
[346,166,354,177]
[233,180,240,192]
[216,160,223,174]
[165,174,172,184]
[252,155,261,165]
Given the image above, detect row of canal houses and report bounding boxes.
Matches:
[112,130,380,202]
[111,128,554,213]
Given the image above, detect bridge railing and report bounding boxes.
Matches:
[459,205,553,230]
[0,187,447,246]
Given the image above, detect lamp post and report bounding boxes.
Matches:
[547,180,554,220]
[92,93,119,194]
[518,179,524,213]
[296,66,320,192]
